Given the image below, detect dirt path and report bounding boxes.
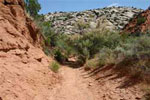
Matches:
[49,66,100,100]
[48,64,144,100]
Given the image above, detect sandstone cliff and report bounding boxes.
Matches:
[0,0,58,100]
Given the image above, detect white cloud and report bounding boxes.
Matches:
[107,3,120,7]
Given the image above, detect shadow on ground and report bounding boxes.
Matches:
[59,57,142,89]
[60,59,84,68]
[80,64,141,89]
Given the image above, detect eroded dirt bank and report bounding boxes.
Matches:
[0,0,59,100]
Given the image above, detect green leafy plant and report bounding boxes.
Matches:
[24,0,41,18]
[50,61,60,73]
[53,48,67,63]
[137,16,146,25]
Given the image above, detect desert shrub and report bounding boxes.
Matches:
[52,48,67,63]
[55,34,76,56]
[50,34,77,63]
[24,0,75,63]
[114,35,150,81]
[37,21,59,56]
[38,21,58,46]
[70,30,121,61]
[85,57,99,70]
[76,20,90,30]
[77,30,150,83]
[50,61,60,73]
[38,20,76,62]
[137,16,146,25]
[37,20,74,58]
[98,48,116,67]
[24,0,41,18]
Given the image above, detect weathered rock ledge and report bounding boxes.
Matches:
[45,6,143,34]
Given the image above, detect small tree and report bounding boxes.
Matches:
[24,0,41,18]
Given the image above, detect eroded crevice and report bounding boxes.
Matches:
[26,19,38,43]
[0,48,16,53]
[9,6,17,17]
[4,0,13,5]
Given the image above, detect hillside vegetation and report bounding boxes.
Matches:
[25,0,150,87]
[24,0,150,99]
[46,29,150,82]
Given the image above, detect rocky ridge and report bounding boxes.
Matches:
[45,6,143,34]
[0,0,59,100]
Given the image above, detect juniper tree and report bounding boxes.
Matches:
[24,0,41,18]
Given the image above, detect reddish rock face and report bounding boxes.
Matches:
[0,0,59,100]
[123,9,150,34]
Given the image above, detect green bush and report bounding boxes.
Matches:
[70,30,121,61]
[98,48,116,67]
[24,0,41,18]
[72,30,150,83]
[137,16,146,25]
[53,48,67,63]
[85,57,99,69]
[50,61,60,73]
[114,35,150,81]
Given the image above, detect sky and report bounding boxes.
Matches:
[38,0,150,14]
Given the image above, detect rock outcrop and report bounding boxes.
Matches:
[123,9,150,34]
[0,0,59,100]
[45,7,143,34]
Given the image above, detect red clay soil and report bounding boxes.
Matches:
[123,9,150,34]
[48,65,144,100]
[0,0,59,100]
[0,0,146,100]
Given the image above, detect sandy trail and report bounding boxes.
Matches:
[48,64,144,100]
[49,66,99,100]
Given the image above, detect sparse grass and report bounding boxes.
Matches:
[85,57,99,70]
[50,61,60,73]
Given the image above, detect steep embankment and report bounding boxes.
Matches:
[124,9,150,33]
[0,0,59,100]
[45,7,143,34]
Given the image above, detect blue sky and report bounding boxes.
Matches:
[39,0,150,14]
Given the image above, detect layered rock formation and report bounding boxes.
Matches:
[0,0,59,100]
[124,9,150,34]
[45,7,143,34]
